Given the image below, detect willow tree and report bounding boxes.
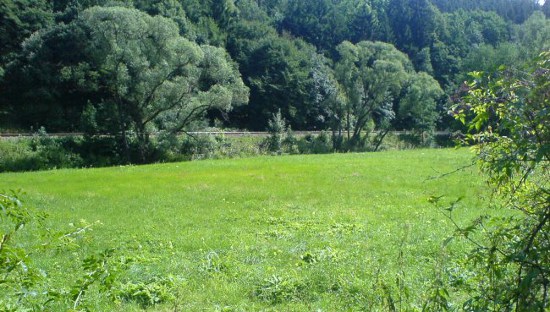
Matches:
[18,6,248,161]
[333,40,442,149]
[334,41,411,147]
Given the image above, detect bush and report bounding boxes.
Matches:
[180,134,226,160]
[266,110,288,154]
[445,52,550,310]
[0,128,82,172]
[77,136,126,167]
[296,131,333,154]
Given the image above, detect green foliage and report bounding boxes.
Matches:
[295,131,333,154]
[0,0,53,61]
[6,6,248,163]
[227,22,330,130]
[334,40,442,150]
[279,0,350,53]
[266,110,287,154]
[71,249,119,309]
[432,0,541,23]
[0,192,124,310]
[387,0,440,54]
[0,191,48,310]
[253,274,307,304]
[396,72,445,145]
[0,191,186,310]
[181,134,230,160]
[449,51,550,310]
[1,0,548,142]
[117,276,177,308]
[0,129,82,172]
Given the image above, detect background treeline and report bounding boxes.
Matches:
[0,0,549,167]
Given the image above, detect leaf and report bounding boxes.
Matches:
[443,236,454,247]
[428,195,444,204]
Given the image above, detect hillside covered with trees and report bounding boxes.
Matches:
[1,0,549,162]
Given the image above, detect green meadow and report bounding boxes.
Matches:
[1,149,490,310]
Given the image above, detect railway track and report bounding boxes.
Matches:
[0,130,452,138]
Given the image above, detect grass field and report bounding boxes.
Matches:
[0,149,490,310]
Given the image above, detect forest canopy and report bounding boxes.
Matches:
[1,0,548,135]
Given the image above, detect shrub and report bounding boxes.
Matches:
[265,110,287,154]
[446,51,550,310]
[0,128,82,172]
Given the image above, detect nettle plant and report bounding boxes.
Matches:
[447,51,549,311]
[0,192,55,310]
[0,192,124,311]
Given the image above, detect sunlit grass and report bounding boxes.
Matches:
[0,148,489,310]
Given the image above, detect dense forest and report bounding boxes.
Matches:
[1,0,549,157]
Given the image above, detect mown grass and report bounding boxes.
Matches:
[0,148,490,310]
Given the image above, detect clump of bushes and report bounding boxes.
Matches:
[1,125,450,172]
[0,128,82,172]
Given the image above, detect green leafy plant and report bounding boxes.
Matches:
[265,110,288,154]
[0,192,129,311]
[1,192,42,309]
[253,274,307,304]
[449,51,550,310]
[116,276,177,308]
[71,249,120,309]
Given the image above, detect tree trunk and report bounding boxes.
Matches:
[136,123,149,164]
[373,128,390,152]
[116,101,131,163]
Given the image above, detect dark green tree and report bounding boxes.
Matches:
[279,0,348,53]
[0,0,53,67]
[334,40,443,149]
[395,72,444,143]
[387,0,439,55]
[515,11,550,58]
[133,0,196,38]
[227,19,330,130]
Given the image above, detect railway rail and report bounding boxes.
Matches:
[0,131,452,139]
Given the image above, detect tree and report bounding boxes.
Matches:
[227,20,330,130]
[431,0,540,23]
[0,0,53,76]
[133,0,196,38]
[309,52,344,149]
[515,11,550,58]
[279,0,349,53]
[460,42,521,78]
[2,21,90,131]
[387,0,439,55]
[334,41,412,148]
[10,6,248,162]
[451,51,550,310]
[0,0,52,54]
[333,40,443,150]
[395,72,443,139]
[345,0,392,44]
